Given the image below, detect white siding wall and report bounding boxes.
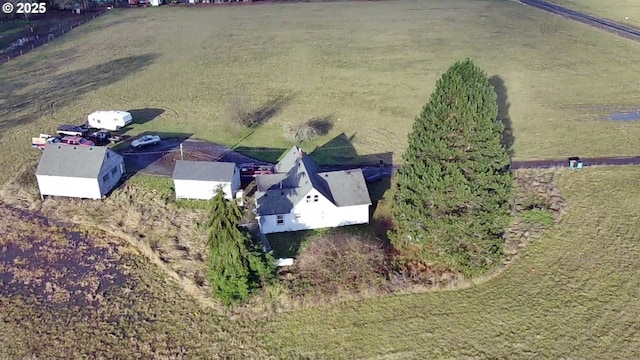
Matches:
[231,167,240,194]
[174,179,233,200]
[97,153,125,197]
[37,176,101,199]
[258,188,371,234]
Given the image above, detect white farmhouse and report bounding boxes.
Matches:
[35,145,125,200]
[172,160,240,200]
[254,146,371,234]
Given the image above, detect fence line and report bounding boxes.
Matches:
[0,10,108,65]
[119,144,363,157]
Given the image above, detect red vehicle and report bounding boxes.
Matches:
[240,163,274,177]
[60,136,95,147]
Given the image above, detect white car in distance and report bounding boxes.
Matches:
[131,134,161,148]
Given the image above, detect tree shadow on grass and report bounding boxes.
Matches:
[0,53,160,138]
[489,75,515,161]
[309,132,394,167]
[249,92,296,127]
[128,108,165,125]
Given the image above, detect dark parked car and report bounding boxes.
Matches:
[89,130,124,145]
[56,124,91,137]
[240,163,274,178]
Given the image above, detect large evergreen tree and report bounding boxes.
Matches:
[206,190,272,305]
[390,58,513,275]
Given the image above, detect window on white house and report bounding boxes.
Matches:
[276,215,284,225]
[294,214,301,219]
[313,195,319,202]
[306,195,311,203]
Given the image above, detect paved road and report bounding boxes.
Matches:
[520,0,640,41]
[117,138,640,180]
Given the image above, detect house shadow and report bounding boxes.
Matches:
[489,75,515,161]
[233,146,288,164]
[309,132,394,167]
[114,131,194,178]
[265,231,308,259]
[127,108,165,126]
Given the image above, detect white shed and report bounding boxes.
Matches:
[87,110,133,131]
[36,145,125,200]
[172,160,240,201]
[150,0,162,6]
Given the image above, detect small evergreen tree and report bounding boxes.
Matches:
[206,190,272,305]
[390,58,514,275]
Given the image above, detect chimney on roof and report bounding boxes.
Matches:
[280,181,282,189]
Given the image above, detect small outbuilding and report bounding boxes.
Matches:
[36,145,125,200]
[172,160,240,200]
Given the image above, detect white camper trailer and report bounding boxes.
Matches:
[87,111,133,131]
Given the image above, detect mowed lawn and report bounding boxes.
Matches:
[2,0,640,185]
[260,166,640,359]
[555,0,640,27]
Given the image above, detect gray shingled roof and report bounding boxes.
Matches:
[317,169,371,207]
[36,145,115,178]
[255,146,371,216]
[172,160,236,182]
[274,145,319,175]
[255,188,305,216]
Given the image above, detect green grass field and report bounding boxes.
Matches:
[2,0,640,186]
[260,166,640,359]
[554,0,640,27]
[2,0,640,358]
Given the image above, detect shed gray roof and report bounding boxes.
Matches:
[255,147,371,216]
[172,160,236,182]
[36,145,118,178]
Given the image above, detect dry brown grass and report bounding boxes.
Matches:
[282,233,391,297]
[0,163,221,311]
[0,201,270,359]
